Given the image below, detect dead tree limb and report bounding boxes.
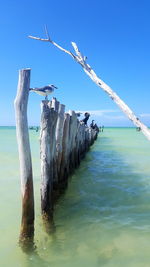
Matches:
[28,31,150,141]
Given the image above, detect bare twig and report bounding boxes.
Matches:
[44,24,50,40]
[28,34,75,58]
[28,30,150,141]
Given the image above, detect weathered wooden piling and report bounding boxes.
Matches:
[40,98,99,212]
[50,98,59,190]
[14,69,34,242]
[55,103,65,185]
[59,113,71,188]
[40,100,58,219]
[68,110,78,173]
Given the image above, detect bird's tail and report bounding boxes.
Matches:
[50,84,58,89]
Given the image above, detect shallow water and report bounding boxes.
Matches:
[1,127,150,266]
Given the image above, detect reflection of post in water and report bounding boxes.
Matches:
[19,236,36,254]
[42,213,56,235]
[20,241,49,267]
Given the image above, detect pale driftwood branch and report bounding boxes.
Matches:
[28,35,75,59]
[14,69,34,242]
[28,32,150,141]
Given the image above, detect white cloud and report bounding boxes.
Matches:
[75,109,134,126]
[103,114,127,120]
[76,109,119,116]
[140,113,150,118]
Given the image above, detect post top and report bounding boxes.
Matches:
[19,68,31,71]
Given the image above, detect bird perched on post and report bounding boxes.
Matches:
[81,112,90,125]
[29,84,58,100]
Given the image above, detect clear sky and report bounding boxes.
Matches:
[0,0,150,127]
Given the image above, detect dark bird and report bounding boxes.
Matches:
[75,112,82,117]
[81,112,90,125]
[29,84,58,100]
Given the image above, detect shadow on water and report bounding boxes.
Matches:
[87,136,150,208]
[19,239,49,267]
[18,224,58,267]
[21,251,50,267]
[42,216,56,236]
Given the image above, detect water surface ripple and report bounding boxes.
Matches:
[1,127,150,266]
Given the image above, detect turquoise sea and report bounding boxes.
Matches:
[1,126,150,267]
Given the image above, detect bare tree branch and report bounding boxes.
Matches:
[44,24,50,40]
[28,34,75,58]
[28,30,150,141]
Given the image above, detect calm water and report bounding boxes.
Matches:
[1,127,150,267]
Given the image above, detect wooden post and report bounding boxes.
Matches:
[68,110,78,173]
[55,103,65,184]
[40,101,52,219]
[40,99,58,219]
[40,97,99,219]
[79,123,86,159]
[14,69,34,243]
[49,98,59,190]
[59,113,70,188]
[74,120,81,168]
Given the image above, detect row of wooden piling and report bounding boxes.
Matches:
[14,69,99,247]
[40,98,99,220]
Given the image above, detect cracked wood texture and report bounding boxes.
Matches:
[14,69,34,242]
[40,100,58,219]
[40,98,99,215]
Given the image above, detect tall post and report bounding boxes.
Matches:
[14,69,34,243]
[68,110,78,173]
[50,98,59,189]
[59,113,70,188]
[40,101,52,219]
[55,104,65,184]
[40,100,58,219]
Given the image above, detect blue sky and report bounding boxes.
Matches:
[0,0,150,126]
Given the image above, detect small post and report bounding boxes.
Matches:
[14,69,34,245]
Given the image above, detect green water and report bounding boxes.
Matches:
[1,127,150,266]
